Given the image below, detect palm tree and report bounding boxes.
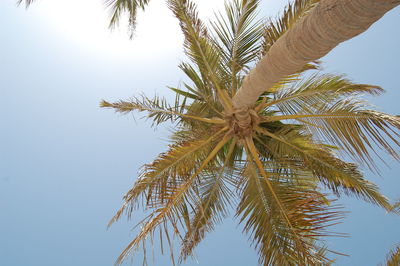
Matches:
[99,0,400,264]
[18,0,400,264]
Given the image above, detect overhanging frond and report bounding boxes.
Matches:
[105,0,151,38]
[17,0,151,38]
[16,0,35,7]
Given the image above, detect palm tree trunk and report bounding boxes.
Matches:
[232,0,400,124]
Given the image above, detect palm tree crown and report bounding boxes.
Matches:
[100,0,400,265]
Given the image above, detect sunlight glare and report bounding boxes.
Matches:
[34,0,225,59]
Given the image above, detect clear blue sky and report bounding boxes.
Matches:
[0,1,399,265]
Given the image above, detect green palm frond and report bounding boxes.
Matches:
[105,0,151,38]
[178,62,226,115]
[168,0,232,111]
[178,62,214,100]
[169,86,201,101]
[211,0,263,95]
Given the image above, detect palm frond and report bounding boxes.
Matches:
[16,0,35,7]
[115,132,232,265]
[100,95,224,126]
[255,126,391,210]
[264,74,383,111]
[168,0,232,111]
[17,0,150,38]
[180,139,237,260]
[108,127,228,228]
[211,0,263,95]
[263,77,400,169]
[390,199,400,214]
[179,62,214,100]
[238,141,342,265]
[271,112,400,169]
[178,62,226,115]
[169,86,201,101]
[105,0,151,38]
[385,244,400,266]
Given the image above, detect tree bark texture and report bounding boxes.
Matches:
[232,0,400,122]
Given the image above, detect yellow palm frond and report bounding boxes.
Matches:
[391,200,400,214]
[255,126,391,210]
[108,127,228,227]
[263,74,383,110]
[385,244,400,266]
[238,138,342,265]
[262,77,400,169]
[180,139,237,260]
[100,95,224,126]
[115,132,232,265]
